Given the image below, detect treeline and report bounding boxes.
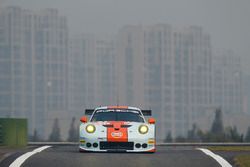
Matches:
[30,117,78,142]
[165,109,250,143]
[29,109,250,142]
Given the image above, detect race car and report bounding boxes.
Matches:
[79,106,156,152]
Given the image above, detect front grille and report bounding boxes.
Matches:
[121,125,132,128]
[100,142,134,150]
[102,125,132,128]
[103,125,113,128]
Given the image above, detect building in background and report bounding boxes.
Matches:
[95,35,117,106]
[69,34,117,118]
[0,6,35,132]
[117,24,212,140]
[117,26,145,107]
[212,50,242,114]
[0,6,245,141]
[69,34,96,118]
[243,74,250,114]
[0,6,69,140]
[0,7,35,138]
[196,49,244,132]
[36,8,69,140]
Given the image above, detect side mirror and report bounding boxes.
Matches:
[80,116,88,123]
[148,118,156,124]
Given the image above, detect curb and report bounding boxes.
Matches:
[0,152,15,163]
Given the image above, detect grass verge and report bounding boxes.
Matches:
[207,146,250,167]
[207,146,250,151]
[234,155,250,167]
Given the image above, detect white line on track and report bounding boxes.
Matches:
[197,148,232,167]
[9,145,51,167]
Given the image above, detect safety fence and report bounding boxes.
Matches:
[28,142,250,146]
[0,124,3,145]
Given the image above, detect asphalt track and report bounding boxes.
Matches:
[0,145,238,167]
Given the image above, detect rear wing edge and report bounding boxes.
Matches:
[141,110,152,116]
[85,109,94,115]
[85,109,152,116]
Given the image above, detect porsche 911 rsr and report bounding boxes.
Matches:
[79,106,156,152]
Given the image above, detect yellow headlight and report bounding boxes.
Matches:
[86,124,96,133]
[139,125,148,134]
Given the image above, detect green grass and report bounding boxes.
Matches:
[207,146,250,151]
[207,146,250,167]
[234,155,250,167]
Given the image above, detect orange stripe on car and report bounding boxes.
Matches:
[107,121,128,142]
[147,148,156,153]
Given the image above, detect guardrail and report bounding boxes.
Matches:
[28,142,78,146]
[157,142,250,146]
[28,142,250,146]
[0,124,2,145]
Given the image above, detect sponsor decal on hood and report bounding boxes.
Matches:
[107,121,128,142]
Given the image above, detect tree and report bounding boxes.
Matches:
[187,124,200,142]
[230,126,242,142]
[197,129,209,142]
[67,117,78,142]
[224,126,242,142]
[211,108,224,136]
[245,127,250,142]
[175,136,186,142]
[33,129,39,142]
[164,131,173,143]
[49,118,61,142]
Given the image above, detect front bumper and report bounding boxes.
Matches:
[79,138,155,152]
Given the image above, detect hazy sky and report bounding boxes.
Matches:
[3,0,250,66]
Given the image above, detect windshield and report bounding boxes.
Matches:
[90,109,144,123]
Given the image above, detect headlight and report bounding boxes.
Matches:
[86,124,96,133]
[139,125,148,134]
